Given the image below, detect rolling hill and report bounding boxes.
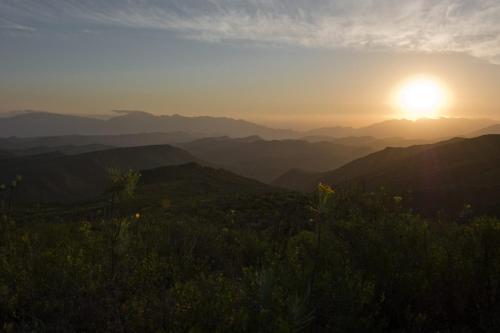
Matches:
[178,136,374,182]
[468,123,500,137]
[134,163,278,207]
[300,135,431,150]
[303,118,495,140]
[0,132,202,151]
[0,145,201,203]
[275,135,500,215]
[5,144,113,157]
[357,118,494,139]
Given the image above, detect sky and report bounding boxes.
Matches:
[1,0,500,128]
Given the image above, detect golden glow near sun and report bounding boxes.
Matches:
[392,76,451,120]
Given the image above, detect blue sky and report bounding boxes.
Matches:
[1,0,500,127]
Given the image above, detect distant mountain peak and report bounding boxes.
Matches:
[0,111,297,138]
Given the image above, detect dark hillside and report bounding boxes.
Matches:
[0,145,200,203]
[180,136,373,182]
[275,135,500,215]
[134,163,278,207]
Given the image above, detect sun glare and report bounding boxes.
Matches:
[393,76,451,120]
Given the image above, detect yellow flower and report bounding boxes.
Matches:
[135,213,141,219]
[317,182,335,213]
[393,196,403,204]
[318,182,334,195]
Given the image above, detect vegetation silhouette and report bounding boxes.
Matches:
[1,181,499,332]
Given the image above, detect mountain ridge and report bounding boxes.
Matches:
[0,111,496,140]
[274,134,500,215]
[0,111,298,139]
[178,136,374,182]
[0,144,202,203]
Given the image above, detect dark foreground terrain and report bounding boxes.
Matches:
[1,166,499,332]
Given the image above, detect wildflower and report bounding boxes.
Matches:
[393,196,403,204]
[317,182,334,214]
[318,183,334,196]
[135,213,141,219]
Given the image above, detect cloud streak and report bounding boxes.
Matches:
[0,18,35,32]
[2,0,500,63]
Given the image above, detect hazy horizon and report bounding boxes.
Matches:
[1,108,499,131]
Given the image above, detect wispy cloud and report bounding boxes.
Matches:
[0,18,35,32]
[1,0,499,63]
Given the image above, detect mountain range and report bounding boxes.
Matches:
[300,135,431,150]
[0,132,200,150]
[2,128,500,215]
[275,135,500,215]
[0,135,376,188]
[2,110,500,215]
[177,136,375,182]
[0,111,296,139]
[1,110,497,140]
[304,118,496,139]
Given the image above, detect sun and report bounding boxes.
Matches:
[392,75,451,120]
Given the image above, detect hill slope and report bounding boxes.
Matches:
[179,136,374,182]
[0,132,202,151]
[6,144,113,157]
[469,124,500,136]
[300,135,431,150]
[135,163,277,207]
[275,135,500,215]
[304,118,495,140]
[0,145,201,203]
